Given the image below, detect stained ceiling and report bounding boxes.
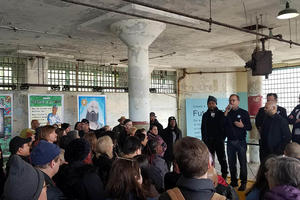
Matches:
[1,0,300,69]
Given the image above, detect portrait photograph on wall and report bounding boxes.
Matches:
[78,95,106,130]
[28,94,64,126]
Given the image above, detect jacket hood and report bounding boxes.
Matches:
[264,185,300,200]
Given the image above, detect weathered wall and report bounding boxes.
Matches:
[6,91,176,137]
[177,69,241,136]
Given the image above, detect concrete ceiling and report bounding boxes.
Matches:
[1,0,300,69]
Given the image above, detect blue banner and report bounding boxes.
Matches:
[186,98,228,139]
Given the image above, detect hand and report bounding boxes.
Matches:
[234,119,244,128]
[224,105,232,116]
[289,115,294,119]
[296,119,300,124]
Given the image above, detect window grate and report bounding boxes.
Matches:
[0,57,26,90]
[151,70,176,94]
[262,66,300,114]
[48,60,176,94]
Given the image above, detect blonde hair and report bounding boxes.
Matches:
[96,136,113,159]
[129,127,137,136]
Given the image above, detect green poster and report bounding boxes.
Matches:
[29,95,64,126]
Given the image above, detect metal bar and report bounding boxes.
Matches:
[61,0,210,33]
[121,0,300,46]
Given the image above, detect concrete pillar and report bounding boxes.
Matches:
[111,19,166,128]
[234,47,261,163]
[27,56,48,93]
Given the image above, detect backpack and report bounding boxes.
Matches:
[167,187,226,200]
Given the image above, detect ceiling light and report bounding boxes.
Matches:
[277,2,299,19]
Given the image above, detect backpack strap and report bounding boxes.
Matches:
[167,187,185,200]
[211,192,226,200]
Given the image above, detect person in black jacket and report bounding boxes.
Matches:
[224,94,252,191]
[150,112,164,136]
[31,140,65,200]
[159,137,226,200]
[260,101,291,161]
[54,138,105,200]
[255,93,288,132]
[201,95,228,179]
[288,96,300,144]
[162,116,182,169]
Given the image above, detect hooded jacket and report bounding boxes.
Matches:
[264,185,300,200]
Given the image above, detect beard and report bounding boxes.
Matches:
[86,111,99,122]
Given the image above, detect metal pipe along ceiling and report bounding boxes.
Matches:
[121,0,300,47]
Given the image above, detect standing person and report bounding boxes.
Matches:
[54,138,105,200]
[31,119,40,131]
[39,125,58,144]
[47,104,62,126]
[224,94,252,191]
[162,116,182,169]
[112,116,126,138]
[201,95,228,179]
[159,137,226,200]
[6,136,32,175]
[30,140,65,200]
[288,95,300,144]
[118,119,133,150]
[0,146,5,196]
[255,93,288,132]
[150,112,164,136]
[79,119,90,138]
[259,101,291,161]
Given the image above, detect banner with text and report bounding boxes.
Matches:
[186,98,228,139]
[78,95,106,130]
[29,94,64,126]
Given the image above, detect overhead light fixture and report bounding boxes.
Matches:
[277,2,299,19]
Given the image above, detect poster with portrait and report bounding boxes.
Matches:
[28,94,64,126]
[78,95,106,130]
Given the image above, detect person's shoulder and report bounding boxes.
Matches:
[239,108,249,115]
[159,192,171,200]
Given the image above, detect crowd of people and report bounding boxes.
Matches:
[0,93,300,200]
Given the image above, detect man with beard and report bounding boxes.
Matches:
[150,112,164,136]
[201,96,228,179]
[86,100,103,130]
[260,101,291,161]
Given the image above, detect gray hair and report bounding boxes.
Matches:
[266,156,300,189]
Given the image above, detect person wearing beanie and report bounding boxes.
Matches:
[54,138,105,200]
[31,140,65,200]
[201,95,228,180]
[6,136,31,177]
[3,155,47,200]
[161,116,182,169]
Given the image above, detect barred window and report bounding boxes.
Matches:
[48,60,176,94]
[0,57,26,90]
[151,70,176,94]
[262,66,300,114]
[48,61,127,92]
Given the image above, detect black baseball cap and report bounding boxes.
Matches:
[81,119,89,124]
[9,136,32,154]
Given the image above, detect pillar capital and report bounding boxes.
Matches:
[111,19,166,48]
